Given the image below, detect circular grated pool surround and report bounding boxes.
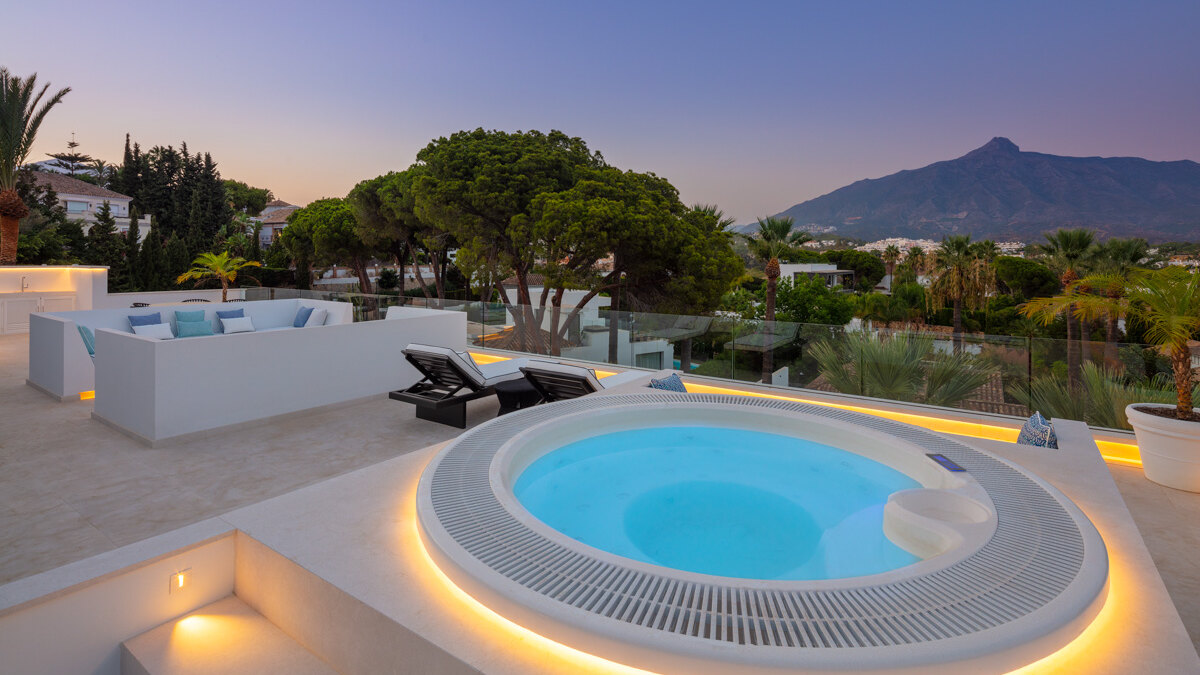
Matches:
[417,393,1109,674]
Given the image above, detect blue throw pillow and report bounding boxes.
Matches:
[128,312,162,330]
[1017,411,1058,449]
[176,320,214,338]
[215,308,244,333]
[175,310,205,323]
[77,325,96,356]
[649,373,688,392]
[294,306,315,328]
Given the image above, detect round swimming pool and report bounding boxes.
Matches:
[417,393,1109,674]
[513,426,920,580]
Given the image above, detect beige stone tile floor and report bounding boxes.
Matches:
[1,331,1198,655]
[0,333,495,585]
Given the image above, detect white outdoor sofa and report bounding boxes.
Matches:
[28,298,354,401]
[78,304,465,445]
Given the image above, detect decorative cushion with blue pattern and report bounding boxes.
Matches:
[1017,411,1058,448]
[649,372,687,393]
[174,310,205,323]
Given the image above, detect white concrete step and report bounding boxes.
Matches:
[121,594,337,675]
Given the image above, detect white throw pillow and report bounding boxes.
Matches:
[221,316,255,334]
[304,308,328,327]
[132,323,175,340]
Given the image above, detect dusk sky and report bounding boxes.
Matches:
[8,1,1199,223]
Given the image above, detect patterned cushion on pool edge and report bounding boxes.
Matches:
[649,372,687,393]
[1017,411,1058,448]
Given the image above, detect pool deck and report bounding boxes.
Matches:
[1,331,1199,672]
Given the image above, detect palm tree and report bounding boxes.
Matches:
[1092,238,1149,364]
[0,69,70,264]
[741,216,810,382]
[176,251,262,302]
[905,245,927,276]
[1038,229,1096,388]
[928,235,991,352]
[811,332,995,408]
[1023,268,1200,419]
[881,244,901,282]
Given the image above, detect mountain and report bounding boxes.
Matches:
[762,138,1200,242]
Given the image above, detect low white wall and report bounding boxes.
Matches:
[27,313,94,400]
[0,520,235,675]
[98,288,246,309]
[94,309,465,442]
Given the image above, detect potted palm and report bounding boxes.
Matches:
[1023,268,1200,491]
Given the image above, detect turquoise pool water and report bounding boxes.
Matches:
[513,426,921,580]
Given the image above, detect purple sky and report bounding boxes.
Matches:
[9,1,1199,222]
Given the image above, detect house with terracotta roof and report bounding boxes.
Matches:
[29,170,152,239]
[256,205,299,246]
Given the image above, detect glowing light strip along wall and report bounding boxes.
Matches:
[466,352,1141,466]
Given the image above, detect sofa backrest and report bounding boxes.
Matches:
[47,298,353,338]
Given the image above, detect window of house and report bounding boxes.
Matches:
[66,201,88,213]
[635,352,663,370]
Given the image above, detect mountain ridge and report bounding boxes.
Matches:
[750,138,1200,242]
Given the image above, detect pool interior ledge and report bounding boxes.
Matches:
[1,420,1197,674]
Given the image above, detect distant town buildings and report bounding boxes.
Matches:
[856,237,1026,256]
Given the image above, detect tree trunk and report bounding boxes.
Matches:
[549,288,564,357]
[1104,312,1119,367]
[952,296,963,354]
[408,241,433,305]
[0,214,19,265]
[1173,345,1193,418]
[608,287,621,364]
[0,189,30,265]
[1066,304,1079,390]
[220,278,228,303]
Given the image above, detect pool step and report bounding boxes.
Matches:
[120,595,336,675]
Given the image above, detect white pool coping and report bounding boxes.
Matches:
[417,393,1110,674]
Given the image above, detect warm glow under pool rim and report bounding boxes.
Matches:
[416,393,1109,674]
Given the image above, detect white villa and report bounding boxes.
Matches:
[30,171,152,240]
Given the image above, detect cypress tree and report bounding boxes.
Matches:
[163,233,190,288]
[136,219,169,290]
[120,208,142,291]
[87,201,123,268]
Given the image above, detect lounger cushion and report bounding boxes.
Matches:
[522,360,604,393]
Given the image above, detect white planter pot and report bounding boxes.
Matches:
[1126,403,1200,493]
